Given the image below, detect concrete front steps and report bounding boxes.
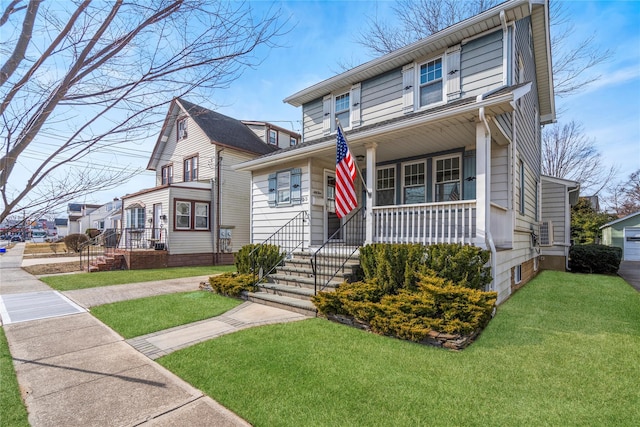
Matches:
[246,251,361,317]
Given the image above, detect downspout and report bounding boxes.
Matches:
[215,148,224,264]
[478,95,497,292]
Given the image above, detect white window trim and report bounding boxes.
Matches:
[334,91,351,130]
[177,117,188,140]
[376,165,396,206]
[175,201,191,230]
[194,202,209,230]
[277,170,292,205]
[416,55,446,110]
[402,160,427,204]
[323,84,362,135]
[514,264,522,284]
[290,136,297,146]
[433,153,462,202]
[268,129,278,145]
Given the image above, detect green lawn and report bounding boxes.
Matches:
[158,271,640,426]
[41,265,236,291]
[90,291,242,338]
[0,328,30,427]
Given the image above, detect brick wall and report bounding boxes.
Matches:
[510,258,539,293]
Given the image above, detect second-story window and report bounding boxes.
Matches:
[290,136,297,146]
[177,117,188,140]
[269,129,278,145]
[335,92,350,128]
[419,58,443,107]
[161,165,173,185]
[184,156,198,182]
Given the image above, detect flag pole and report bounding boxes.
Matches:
[336,118,371,196]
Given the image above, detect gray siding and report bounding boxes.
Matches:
[541,179,568,255]
[361,68,404,125]
[302,98,323,140]
[461,30,504,98]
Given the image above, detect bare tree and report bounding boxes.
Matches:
[607,170,640,217]
[355,0,611,98]
[541,120,616,195]
[0,0,286,223]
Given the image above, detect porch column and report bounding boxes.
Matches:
[475,120,491,249]
[364,143,377,244]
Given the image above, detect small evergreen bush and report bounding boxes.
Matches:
[423,244,491,290]
[235,244,284,275]
[85,228,101,238]
[569,244,622,274]
[64,233,89,253]
[208,273,256,297]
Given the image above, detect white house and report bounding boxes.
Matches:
[237,0,566,305]
[119,98,297,267]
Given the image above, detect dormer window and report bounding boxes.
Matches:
[269,129,278,145]
[290,136,297,146]
[419,58,443,107]
[177,117,188,140]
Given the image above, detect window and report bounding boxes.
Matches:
[290,136,297,146]
[175,201,191,229]
[268,169,302,207]
[184,156,198,182]
[194,202,209,229]
[514,264,522,284]
[419,58,443,107]
[403,161,426,204]
[174,200,211,231]
[518,160,525,214]
[126,207,145,228]
[277,171,291,204]
[177,118,187,140]
[335,92,350,128]
[434,155,461,202]
[269,129,278,145]
[376,166,396,206]
[161,165,173,185]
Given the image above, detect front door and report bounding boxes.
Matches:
[153,204,162,240]
[325,171,341,240]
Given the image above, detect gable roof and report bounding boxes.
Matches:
[283,0,554,124]
[600,211,640,229]
[147,98,279,170]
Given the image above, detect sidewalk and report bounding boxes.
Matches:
[0,243,306,426]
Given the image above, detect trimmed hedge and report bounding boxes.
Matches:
[235,244,283,275]
[359,243,491,291]
[312,273,497,338]
[569,244,622,274]
[208,273,256,297]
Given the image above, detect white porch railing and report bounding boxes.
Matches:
[372,200,476,245]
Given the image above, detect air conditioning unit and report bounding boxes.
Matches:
[538,221,553,246]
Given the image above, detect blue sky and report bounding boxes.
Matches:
[35,0,640,210]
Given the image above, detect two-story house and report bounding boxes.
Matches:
[236,0,571,304]
[119,98,299,267]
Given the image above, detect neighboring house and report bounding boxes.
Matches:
[242,121,301,149]
[237,0,559,304]
[539,175,580,270]
[54,218,68,238]
[600,211,640,261]
[82,199,122,231]
[119,98,280,267]
[67,203,102,234]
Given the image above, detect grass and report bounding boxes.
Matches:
[40,265,236,291]
[158,271,640,426]
[23,242,68,255]
[91,291,242,338]
[0,328,30,427]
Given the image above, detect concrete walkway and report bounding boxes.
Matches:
[0,243,307,426]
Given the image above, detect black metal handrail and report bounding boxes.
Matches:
[79,228,120,270]
[120,227,167,250]
[250,211,308,284]
[312,207,365,294]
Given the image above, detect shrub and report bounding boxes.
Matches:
[85,228,101,238]
[208,273,256,297]
[64,233,89,253]
[569,244,622,274]
[235,244,284,275]
[359,243,492,291]
[423,244,491,290]
[313,273,497,338]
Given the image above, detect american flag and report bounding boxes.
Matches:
[335,126,357,218]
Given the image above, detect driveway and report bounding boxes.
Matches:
[618,261,640,292]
